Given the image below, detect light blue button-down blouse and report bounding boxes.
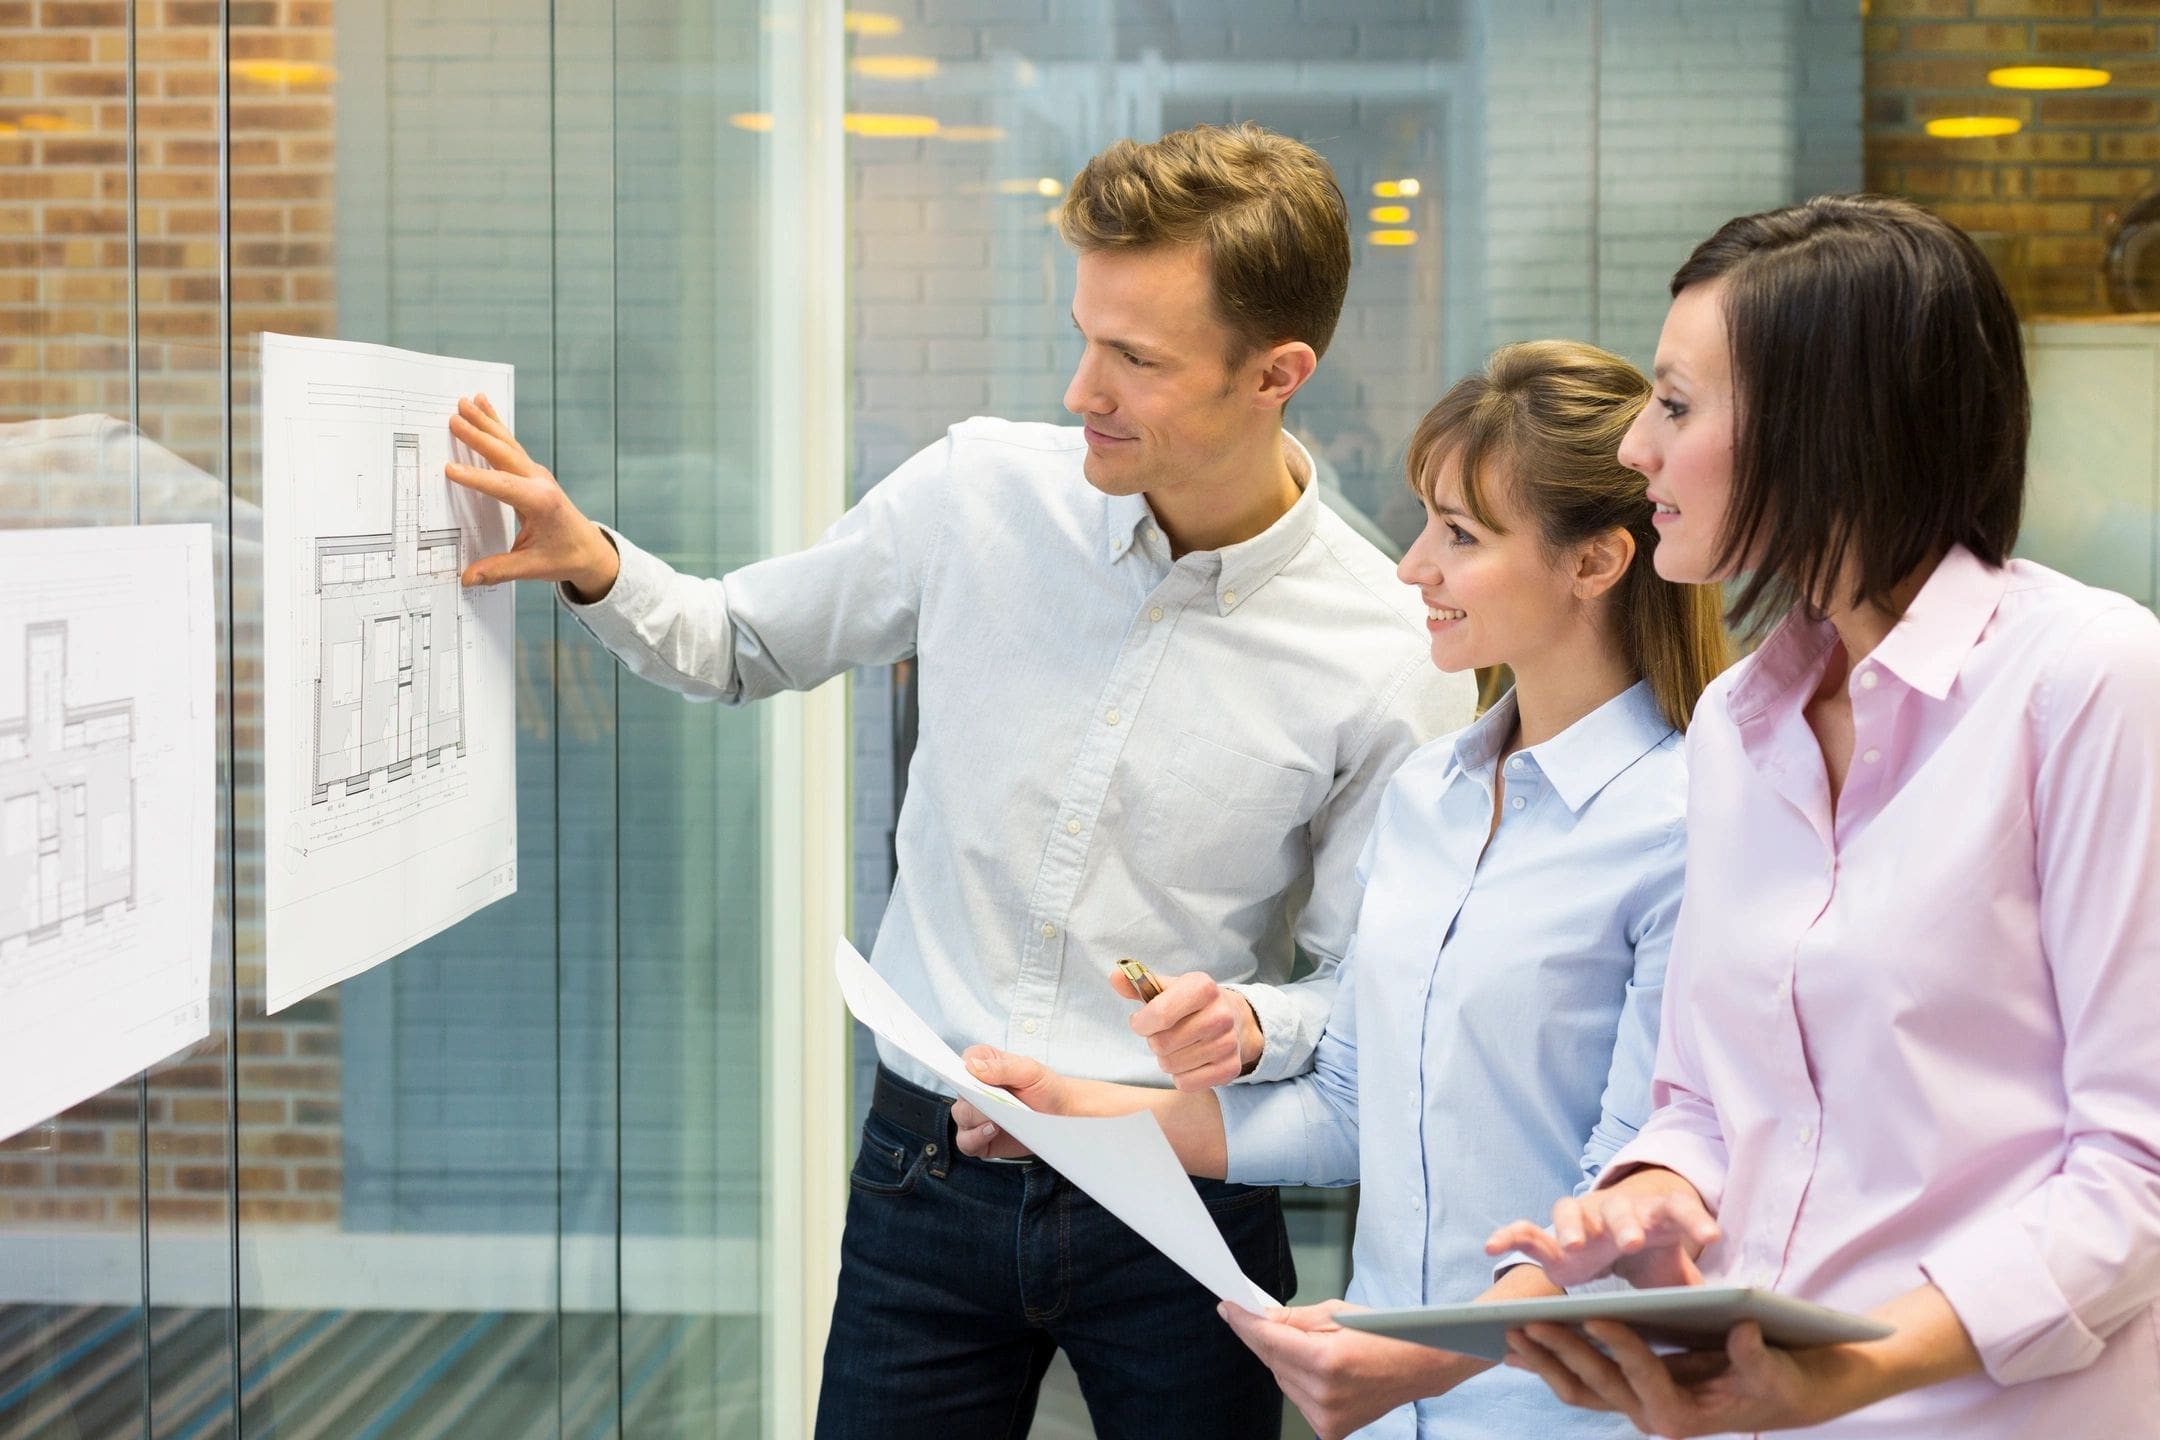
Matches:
[1217,680,1686,1440]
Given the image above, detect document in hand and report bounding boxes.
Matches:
[833,940,1279,1313]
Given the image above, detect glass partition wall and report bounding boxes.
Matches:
[0,0,847,1435]
[11,0,2158,1435]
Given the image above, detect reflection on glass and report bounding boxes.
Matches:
[5,0,790,1433]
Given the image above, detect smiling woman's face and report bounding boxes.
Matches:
[1394,451,1590,677]
[1618,279,1740,586]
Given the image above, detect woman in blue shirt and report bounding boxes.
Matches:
[955,339,1730,1439]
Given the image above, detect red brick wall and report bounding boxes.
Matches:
[0,0,340,1228]
[1864,0,2160,314]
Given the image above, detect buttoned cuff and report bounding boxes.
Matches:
[1222,981,1314,1085]
[1595,1126,1729,1216]
[1216,1074,1352,1189]
[1922,1212,2105,1386]
[558,524,663,653]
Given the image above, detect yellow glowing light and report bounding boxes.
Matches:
[1988,65,2110,91]
[1924,116,2023,139]
[730,112,776,132]
[231,59,336,87]
[18,113,77,132]
[1373,178,1421,199]
[1369,205,1411,224]
[844,11,903,36]
[851,54,939,80]
[993,177,1061,196]
[844,112,940,138]
[1036,177,1063,197]
[939,125,1008,143]
[1369,229,1419,247]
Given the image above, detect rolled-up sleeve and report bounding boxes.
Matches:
[1920,604,2160,1387]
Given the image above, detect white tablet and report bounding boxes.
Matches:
[1336,1286,1892,1361]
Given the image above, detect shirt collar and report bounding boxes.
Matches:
[1727,545,2009,721]
[1447,679,1674,815]
[1860,545,2008,700]
[1448,686,1520,783]
[1103,433,1321,615]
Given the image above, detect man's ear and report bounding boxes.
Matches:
[1252,341,1318,412]
[1574,526,1636,601]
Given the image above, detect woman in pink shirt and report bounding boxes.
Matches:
[1486,193,2160,1437]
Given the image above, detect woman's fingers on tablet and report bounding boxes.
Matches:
[1552,1197,1585,1249]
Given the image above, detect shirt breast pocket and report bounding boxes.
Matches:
[1136,730,1318,895]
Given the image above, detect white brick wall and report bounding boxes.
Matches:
[841,0,1862,940]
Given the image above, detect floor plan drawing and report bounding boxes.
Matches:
[262,334,518,1015]
[0,622,135,949]
[0,519,213,1145]
[311,432,467,803]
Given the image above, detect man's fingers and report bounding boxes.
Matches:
[1108,969,1139,1001]
[963,1044,1048,1097]
[1131,973,1215,1037]
[455,394,520,452]
[461,548,558,588]
[448,409,527,472]
[1142,1003,1236,1057]
[444,460,527,506]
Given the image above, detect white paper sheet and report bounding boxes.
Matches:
[261,333,518,1013]
[0,523,214,1143]
[832,940,1278,1313]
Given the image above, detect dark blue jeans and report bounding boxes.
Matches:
[814,1068,1294,1439]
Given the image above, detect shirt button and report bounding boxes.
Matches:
[1510,796,1525,810]
[1022,1019,1039,1035]
[1104,708,1120,726]
[1222,589,1238,607]
[1858,669,1878,690]
[1065,818,1081,835]
[1862,748,1881,765]
[1775,978,1790,1001]
[1798,1125,1815,1146]
[1040,922,1056,939]
[1148,606,1164,622]
[1508,756,1524,771]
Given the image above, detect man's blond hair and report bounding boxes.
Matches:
[1059,123,1351,363]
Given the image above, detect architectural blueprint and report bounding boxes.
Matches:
[0,523,214,1144]
[262,334,517,1014]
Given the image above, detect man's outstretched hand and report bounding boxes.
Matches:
[446,393,620,603]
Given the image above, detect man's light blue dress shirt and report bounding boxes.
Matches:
[1218,680,1686,1439]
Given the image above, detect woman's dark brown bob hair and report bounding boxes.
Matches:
[1673,193,2028,628]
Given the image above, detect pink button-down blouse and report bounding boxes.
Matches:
[1608,547,2160,1438]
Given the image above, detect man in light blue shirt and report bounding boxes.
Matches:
[446,123,1472,1438]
